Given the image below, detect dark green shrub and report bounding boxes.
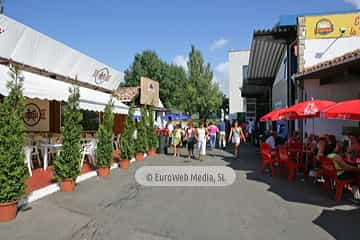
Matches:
[96,100,114,167]
[54,86,83,181]
[0,66,28,203]
[120,107,135,160]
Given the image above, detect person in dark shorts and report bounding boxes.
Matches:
[184,121,197,160]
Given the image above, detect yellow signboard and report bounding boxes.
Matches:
[305,12,360,39]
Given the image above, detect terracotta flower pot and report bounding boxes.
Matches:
[135,153,144,161]
[0,201,17,222]
[147,149,156,157]
[119,159,130,169]
[60,179,75,192]
[98,166,110,177]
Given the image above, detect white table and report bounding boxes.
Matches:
[40,143,62,170]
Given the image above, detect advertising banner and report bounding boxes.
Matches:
[305,12,360,39]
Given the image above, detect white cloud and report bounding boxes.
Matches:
[214,62,229,95]
[210,38,229,51]
[173,55,188,71]
[213,74,228,96]
[344,0,360,8]
[215,61,229,74]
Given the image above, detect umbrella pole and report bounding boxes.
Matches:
[312,119,315,135]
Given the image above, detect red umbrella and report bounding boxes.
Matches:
[284,100,336,119]
[322,99,360,120]
[260,108,291,122]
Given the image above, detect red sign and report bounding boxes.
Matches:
[93,68,112,85]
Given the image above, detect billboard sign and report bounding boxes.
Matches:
[305,12,360,39]
[140,77,160,107]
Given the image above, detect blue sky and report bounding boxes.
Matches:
[3,0,360,94]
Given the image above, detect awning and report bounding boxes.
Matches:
[0,15,123,91]
[242,27,296,98]
[0,65,128,114]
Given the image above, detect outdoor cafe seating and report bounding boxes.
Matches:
[259,99,360,202]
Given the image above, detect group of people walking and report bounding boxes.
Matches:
[166,117,247,161]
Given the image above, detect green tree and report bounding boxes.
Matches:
[96,99,114,167]
[54,86,83,181]
[123,46,222,116]
[146,108,158,150]
[124,50,164,87]
[186,45,222,119]
[0,66,28,203]
[123,51,187,111]
[135,107,147,153]
[120,107,136,160]
[161,64,187,110]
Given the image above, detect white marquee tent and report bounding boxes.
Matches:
[0,15,128,114]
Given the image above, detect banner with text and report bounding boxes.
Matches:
[305,12,360,39]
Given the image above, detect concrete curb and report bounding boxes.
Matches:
[19,155,147,207]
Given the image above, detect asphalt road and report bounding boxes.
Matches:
[1,145,359,240]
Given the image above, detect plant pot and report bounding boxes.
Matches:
[60,179,75,192]
[147,149,156,157]
[135,153,144,161]
[0,201,17,222]
[119,159,130,169]
[98,166,110,177]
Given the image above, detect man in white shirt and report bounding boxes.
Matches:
[265,132,277,150]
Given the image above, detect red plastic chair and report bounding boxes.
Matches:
[279,146,306,183]
[260,143,280,177]
[318,156,356,202]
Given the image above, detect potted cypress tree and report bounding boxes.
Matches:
[119,107,135,169]
[135,107,147,161]
[54,86,83,192]
[0,66,28,222]
[147,109,158,157]
[96,99,114,176]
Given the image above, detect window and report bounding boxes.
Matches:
[61,102,99,131]
[246,104,256,112]
[242,65,249,81]
[81,111,100,131]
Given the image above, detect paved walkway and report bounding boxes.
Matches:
[1,145,359,240]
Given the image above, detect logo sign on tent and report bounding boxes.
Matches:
[93,67,112,85]
[23,99,49,131]
[140,77,159,107]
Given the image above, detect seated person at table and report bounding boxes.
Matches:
[315,137,327,161]
[265,132,277,150]
[344,136,360,162]
[287,131,300,145]
[327,143,360,203]
[325,135,337,156]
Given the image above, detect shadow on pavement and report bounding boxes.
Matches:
[221,144,355,208]
[218,143,360,239]
[313,208,360,240]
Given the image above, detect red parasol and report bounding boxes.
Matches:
[260,108,292,122]
[322,99,360,120]
[284,100,336,119]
